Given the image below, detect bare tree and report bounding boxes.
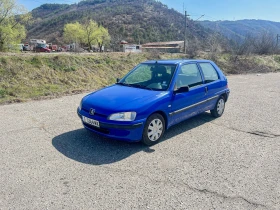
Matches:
[230,31,278,57]
[253,31,277,55]
[231,34,254,55]
[206,33,223,61]
[186,37,199,58]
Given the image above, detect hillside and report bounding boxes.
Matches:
[25,0,211,50]
[200,19,280,41]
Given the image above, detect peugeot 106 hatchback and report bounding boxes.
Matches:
[77,60,230,145]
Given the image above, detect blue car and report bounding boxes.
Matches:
[77,59,230,145]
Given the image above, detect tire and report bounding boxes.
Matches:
[211,96,225,118]
[141,113,165,146]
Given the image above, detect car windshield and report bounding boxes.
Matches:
[118,63,177,91]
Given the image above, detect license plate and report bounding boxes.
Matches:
[82,116,100,128]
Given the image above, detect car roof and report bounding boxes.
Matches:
[142,59,213,65]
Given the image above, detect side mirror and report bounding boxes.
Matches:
[174,86,189,94]
[116,78,120,83]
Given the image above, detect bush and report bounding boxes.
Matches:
[0,89,7,98]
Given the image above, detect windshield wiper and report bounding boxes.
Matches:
[116,82,131,87]
[117,82,154,90]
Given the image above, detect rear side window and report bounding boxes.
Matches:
[199,63,219,83]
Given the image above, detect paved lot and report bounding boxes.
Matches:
[0,73,280,210]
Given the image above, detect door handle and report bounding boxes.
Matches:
[205,86,208,93]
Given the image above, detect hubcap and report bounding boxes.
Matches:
[147,119,163,141]
[217,99,225,115]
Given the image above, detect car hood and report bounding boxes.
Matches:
[82,84,168,114]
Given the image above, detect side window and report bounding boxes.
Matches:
[199,63,219,83]
[176,64,202,88]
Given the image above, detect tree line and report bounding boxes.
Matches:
[0,0,110,52]
[0,0,31,51]
[63,20,110,52]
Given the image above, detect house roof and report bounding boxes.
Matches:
[142,41,184,46]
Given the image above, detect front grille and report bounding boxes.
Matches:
[84,123,110,134]
[82,108,107,118]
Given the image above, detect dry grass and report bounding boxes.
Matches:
[0,53,148,104]
[0,52,279,104]
[197,53,280,75]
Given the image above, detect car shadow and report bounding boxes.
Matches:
[52,112,215,165]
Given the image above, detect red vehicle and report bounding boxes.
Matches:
[48,43,58,51]
[35,43,51,53]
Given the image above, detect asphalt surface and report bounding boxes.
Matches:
[0,73,280,210]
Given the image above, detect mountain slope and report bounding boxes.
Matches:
[26,0,212,49]
[200,19,280,41]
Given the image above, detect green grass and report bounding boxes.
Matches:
[0,52,279,104]
[0,53,148,104]
[0,88,7,98]
[274,55,280,63]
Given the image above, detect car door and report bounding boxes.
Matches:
[169,63,206,126]
[198,62,222,111]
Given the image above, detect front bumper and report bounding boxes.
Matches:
[77,108,145,142]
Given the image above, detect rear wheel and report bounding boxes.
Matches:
[211,96,225,118]
[141,113,165,146]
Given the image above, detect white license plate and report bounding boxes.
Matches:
[82,116,100,128]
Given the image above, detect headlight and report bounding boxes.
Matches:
[108,112,136,121]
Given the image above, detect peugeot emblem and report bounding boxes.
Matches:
[89,108,95,115]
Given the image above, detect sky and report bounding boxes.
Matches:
[17,0,280,22]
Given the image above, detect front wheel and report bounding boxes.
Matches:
[141,113,165,146]
[211,96,225,118]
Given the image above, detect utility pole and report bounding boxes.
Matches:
[183,11,189,54]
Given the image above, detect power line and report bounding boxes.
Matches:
[194,14,205,21]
